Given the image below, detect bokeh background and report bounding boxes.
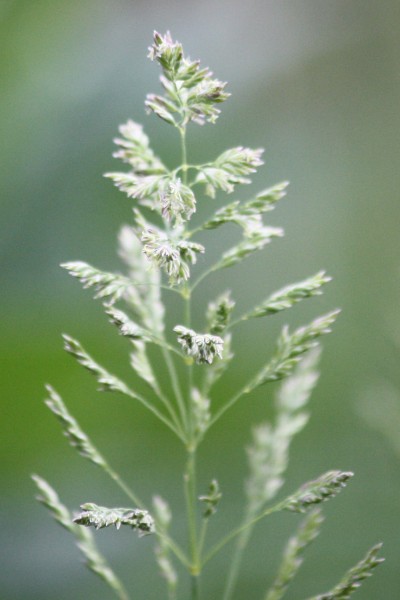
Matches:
[1,1,400,598]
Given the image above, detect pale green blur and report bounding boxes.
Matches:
[1,1,399,598]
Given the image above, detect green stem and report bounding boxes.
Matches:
[125,387,186,442]
[129,280,182,295]
[173,163,201,177]
[104,463,144,508]
[105,459,190,569]
[198,518,209,560]
[190,264,218,293]
[113,582,130,600]
[222,511,254,600]
[178,119,202,599]
[203,502,283,567]
[180,127,188,186]
[225,315,248,331]
[152,336,185,359]
[158,530,192,569]
[191,574,200,600]
[151,376,187,443]
[184,449,201,592]
[108,466,190,570]
[184,284,194,419]
[161,344,189,436]
[208,383,250,430]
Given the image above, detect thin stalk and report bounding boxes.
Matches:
[129,280,182,295]
[167,584,177,600]
[180,127,188,186]
[161,344,189,435]
[225,315,248,331]
[183,284,194,415]
[152,337,185,359]
[198,518,209,560]
[222,510,255,600]
[190,264,218,293]
[105,459,190,568]
[135,113,189,435]
[158,530,192,569]
[99,569,130,600]
[172,163,201,177]
[76,495,131,600]
[208,382,252,430]
[191,575,200,600]
[166,584,177,600]
[104,463,144,508]
[151,376,187,443]
[202,501,284,567]
[184,452,198,561]
[184,225,203,239]
[124,387,186,442]
[184,449,201,590]
[182,284,200,580]
[114,583,130,600]
[178,119,202,599]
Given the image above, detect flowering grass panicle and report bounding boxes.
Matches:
[33,31,383,600]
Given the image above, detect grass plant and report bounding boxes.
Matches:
[33,31,383,600]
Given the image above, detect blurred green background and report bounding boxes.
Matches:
[1,1,400,598]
